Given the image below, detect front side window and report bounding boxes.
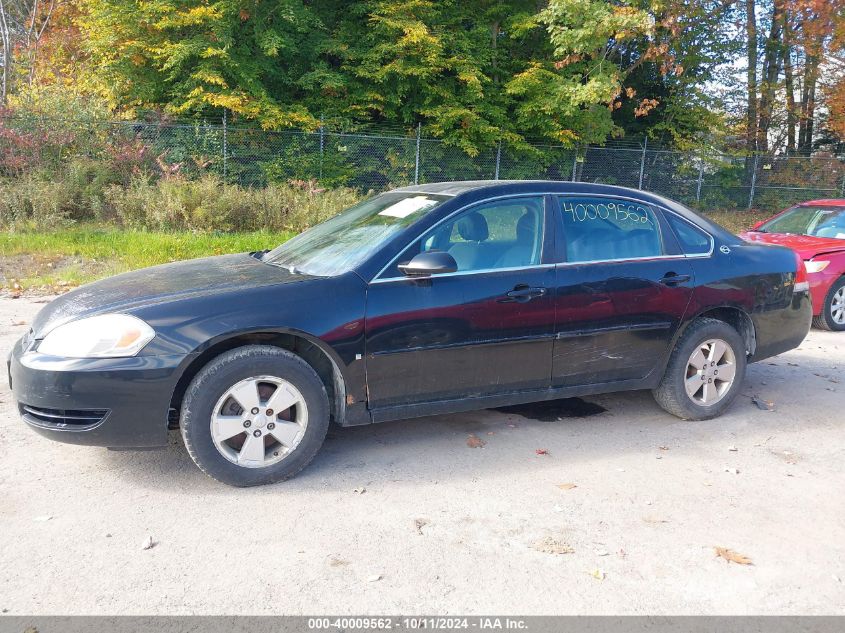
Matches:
[558,197,663,263]
[758,206,845,239]
[262,191,449,276]
[382,196,546,278]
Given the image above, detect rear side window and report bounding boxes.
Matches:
[665,213,712,255]
[558,197,663,263]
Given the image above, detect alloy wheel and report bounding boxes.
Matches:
[210,375,308,468]
[831,287,845,325]
[684,339,737,406]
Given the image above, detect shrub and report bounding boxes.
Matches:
[103,176,361,232]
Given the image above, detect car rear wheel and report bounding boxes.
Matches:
[653,317,747,420]
[813,277,845,331]
[180,345,330,486]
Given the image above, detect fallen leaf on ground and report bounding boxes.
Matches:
[531,536,574,555]
[535,448,549,455]
[33,515,53,522]
[367,574,383,582]
[714,547,753,565]
[594,548,609,557]
[770,449,798,465]
[588,569,606,580]
[642,516,669,524]
[556,483,577,490]
[11,321,26,326]
[141,536,156,550]
[658,445,669,451]
[329,557,349,567]
[466,434,485,448]
[352,487,367,494]
[413,518,429,534]
[751,395,775,411]
[724,467,740,474]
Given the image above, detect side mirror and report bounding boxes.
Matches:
[751,220,765,231]
[398,251,458,277]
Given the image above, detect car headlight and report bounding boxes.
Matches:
[804,260,830,273]
[38,314,155,358]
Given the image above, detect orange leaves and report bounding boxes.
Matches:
[634,98,659,118]
[466,434,485,448]
[714,547,754,565]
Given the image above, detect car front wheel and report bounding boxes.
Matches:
[653,317,747,420]
[180,345,330,486]
[813,277,845,331]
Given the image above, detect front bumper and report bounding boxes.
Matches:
[7,335,189,448]
[808,270,841,316]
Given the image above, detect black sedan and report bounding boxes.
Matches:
[8,181,812,486]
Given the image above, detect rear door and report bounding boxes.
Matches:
[552,195,695,387]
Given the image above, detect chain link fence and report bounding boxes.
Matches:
[2,115,844,212]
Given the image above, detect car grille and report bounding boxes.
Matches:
[20,404,109,430]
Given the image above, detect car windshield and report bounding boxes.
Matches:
[262,192,449,276]
[758,205,845,239]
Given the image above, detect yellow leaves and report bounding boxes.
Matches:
[191,69,228,88]
[556,483,577,490]
[201,47,228,60]
[162,5,222,28]
[714,547,753,565]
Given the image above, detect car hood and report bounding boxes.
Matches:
[31,253,314,337]
[739,231,845,259]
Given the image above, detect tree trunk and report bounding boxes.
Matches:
[0,0,11,104]
[798,55,819,155]
[746,0,758,153]
[783,16,796,155]
[757,0,784,154]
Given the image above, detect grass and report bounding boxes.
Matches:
[1,226,294,293]
[1,208,771,295]
[704,209,771,234]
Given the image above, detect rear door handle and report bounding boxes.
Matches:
[501,285,547,303]
[659,273,691,286]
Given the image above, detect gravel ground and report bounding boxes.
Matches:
[1,296,843,615]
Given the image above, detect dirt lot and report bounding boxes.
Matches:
[1,295,843,615]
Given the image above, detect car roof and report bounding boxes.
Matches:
[797,199,845,207]
[392,180,646,197]
[391,180,738,241]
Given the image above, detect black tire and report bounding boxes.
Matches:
[812,277,845,331]
[653,317,747,420]
[180,345,329,487]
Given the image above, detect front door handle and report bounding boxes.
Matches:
[659,272,691,286]
[501,285,547,303]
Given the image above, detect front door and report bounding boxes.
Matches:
[365,195,556,410]
[551,196,694,387]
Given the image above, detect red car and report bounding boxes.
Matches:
[741,199,845,331]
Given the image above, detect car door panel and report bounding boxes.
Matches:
[364,195,555,410]
[365,267,556,407]
[553,260,693,386]
[551,196,694,387]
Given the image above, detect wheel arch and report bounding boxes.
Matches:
[168,329,348,430]
[678,305,757,357]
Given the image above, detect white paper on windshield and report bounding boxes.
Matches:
[378,196,436,218]
[837,233,845,239]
